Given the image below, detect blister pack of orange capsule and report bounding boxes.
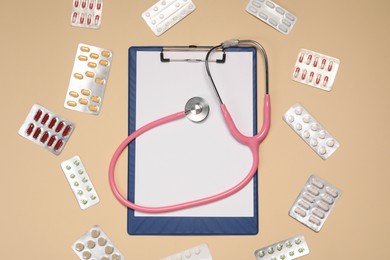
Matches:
[71,0,103,29]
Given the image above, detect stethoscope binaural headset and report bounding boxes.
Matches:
[109,39,270,213]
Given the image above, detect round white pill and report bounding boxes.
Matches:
[311,123,319,131]
[319,146,326,155]
[295,107,302,115]
[287,115,294,123]
[326,139,335,147]
[159,14,164,19]
[303,131,310,138]
[145,12,150,17]
[303,115,310,123]
[295,123,302,131]
[319,130,326,139]
[310,139,318,147]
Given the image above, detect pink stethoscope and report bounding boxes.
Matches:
[109,39,271,213]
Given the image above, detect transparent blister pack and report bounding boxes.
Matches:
[292,49,340,91]
[72,225,124,260]
[289,175,342,232]
[160,244,212,260]
[18,104,75,155]
[71,0,103,29]
[246,0,297,35]
[60,156,99,210]
[283,103,340,160]
[254,235,309,260]
[65,43,113,115]
[142,0,196,36]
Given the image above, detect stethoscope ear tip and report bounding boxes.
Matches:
[184,97,209,123]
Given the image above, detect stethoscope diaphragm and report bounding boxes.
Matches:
[184,97,209,123]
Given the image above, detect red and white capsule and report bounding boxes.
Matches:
[97,0,102,10]
[309,72,314,82]
[89,0,94,9]
[306,54,312,65]
[87,14,92,25]
[80,13,85,24]
[313,57,319,67]
[316,74,322,85]
[81,0,87,8]
[74,0,79,8]
[294,67,300,78]
[301,69,307,80]
[94,15,100,25]
[320,58,326,69]
[323,76,329,87]
[328,61,333,71]
[72,12,78,23]
[298,53,304,63]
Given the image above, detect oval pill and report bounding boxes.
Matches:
[309,216,321,226]
[91,96,101,103]
[275,6,285,15]
[303,193,315,203]
[87,62,97,68]
[295,207,307,217]
[101,50,111,57]
[99,60,109,66]
[317,201,330,211]
[258,12,268,20]
[248,6,257,14]
[278,24,288,33]
[88,105,99,112]
[79,98,88,105]
[74,73,83,79]
[265,1,275,8]
[67,101,77,107]
[286,13,296,21]
[85,71,95,78]
[326,187,339,198]
[311,178,324,189]
[268,18,278,27]
[298,200,310,210]
[90,53,99,59]
[81,89,91,96]
[313,209,325,219]
[69,91,79,98]
[251,1,261,8]
[307,185,319,196]
[80,46,90,52]
[78,55,88,61]
[95,78,105,84]
[321,194,334,205]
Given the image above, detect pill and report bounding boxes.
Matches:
[94,15,100,25]
[74,0,79,8]
[78,55,88,61]
[91,96,101,103]
[101,257,109,260]
[67,101,77,107]
[303,193,315,203]
[69,91,79,98]
[317,201,330,212]
[298,53,304,63]
[294,67,300,77]
[277,244,283,251]
[82,251,91,259]
[328,61,333,71]
[258,12,268,20]
[81,89,91,96]
[194,247,201,255]
[112,254,121,260]
[87,240,95,249]
[282,19,291,27]
[82,177,88,183]
[54,139,63,151]
[55,121,64,132]
[72,12,78,23]
[40,131,49,143]
[87,62,97,68]
[41,113,50,124]
[298,248,305,253]
[105,246,114,254]
[88,105,99,112]
[258,250,265,257]
[318,146,326,155]
[316,74,321,84]
[265,1,275,8]
[86,186,92,192]
[309,216,321,226]
[321,194,334,205]
[85,71,95,78]
[90,53,99,59]
[321,58,326,69]
[62,125,72,137]
[301,70,307,80]
[286,13,296,21]
[307,185,319,196]
[80,46,90,52]
[101,51,111,58]
[294,207,306,217]
[79,98,88,105]
[159,14,164,19]
[280,255,286,260]
[309,72,314,82]
[79,14,85,24]
[295,123,302,131]
[286,241,292,248]
[298,200,310,210]
[275,6,285,15]
[99,59,109,66]
[311,123,319,131]
[311,178,324,189]
[34,109,42,121]
[295,238,301,245]
[303,115,310,123]
[48,117,57,129]
[87,14,92,25]
[75,242,84,251]
[78,169,84,174]
[278,24,288,33]
[303,131,310,139]
[98,237,107,246]
[97,0,102,10]
[33,127,41,139]
[268,247,274,254]
[89,0,94,9]
[26,123,34,135]
[185,250,191,257]
[326,139,335,147]
[310,139,318,147]
[74,160,80,166]
[287,115,294,123]
[47,136,56,147]
[319,130,326,139]
[326,187,339,198]
[74,73,83,80]
[313,209,325,219]
[313,57,319,67]
[95,78,105,84]
[91,229,100,238]
[70,174,75,179]
[81,199,88,204]
[306,54,312,65]
[81,0,87,8]
[66,165,71,170]
[289,251,294,256]
[268,18,278,27]
[252,1,261,8]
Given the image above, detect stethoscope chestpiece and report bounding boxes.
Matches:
[184,97,209,123]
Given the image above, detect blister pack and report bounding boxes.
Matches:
[71,0,103,29]
[64,43,113,115]
[254,235,309,260]
[160,244,212,260]
[246,0,297,35]
[142,0,196,36]
[72,225,124,260]
[289,175,341,232]
[283,103,340,160]
[18,104,74,155]
[292,49,340,91]
[60,156,99,210]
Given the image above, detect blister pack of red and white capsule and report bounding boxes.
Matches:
[246,0,297,35]
[65,43,113,115]
[160,244,212,260]
[71,0,103,29]
[289,175,342,232]
[72,225,124,260]
[18,104,74,155]
[254,235,309,260]
[142,0,197,36]
[61,156,99,210]
[283,103,340,160]
[292,49,340,91]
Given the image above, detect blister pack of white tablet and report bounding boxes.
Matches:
[142,0,196,36]
[72,225,124,260]
[246,0,297,35]
[289,175,342,232]
[254,235,309,260]
[283,103,340,160]
[61,156,99,210]
[292,49,340,91]
[18,104,75,155]
[160,244,212,260]
[65,43,113,115]
[71,0,103,29]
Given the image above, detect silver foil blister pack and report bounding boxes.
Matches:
[289,175,341,232]
[283,103,340,160]
[18,104,75,155]
[71,0,103,29]
[254,235,309,260]
[65,43,113,115]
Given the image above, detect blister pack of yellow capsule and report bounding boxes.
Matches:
[65,43,113,115]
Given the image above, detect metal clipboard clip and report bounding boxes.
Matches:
[160,45,226,63]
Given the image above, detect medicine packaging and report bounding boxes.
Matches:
[254,235,309,260]
[71,0,103,29]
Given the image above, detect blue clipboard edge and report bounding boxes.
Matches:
[127,46,258,235]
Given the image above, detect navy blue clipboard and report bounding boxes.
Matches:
[128,46,258,235]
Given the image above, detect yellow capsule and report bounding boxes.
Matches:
[74,73,83,79]
[95,78,105,84]
[88,105,99,112]
[91,96,101,103]
[99,60,109,66]
[67,101,77,107]
[79,98,88,105]
[85,71,95,78]
[69,91,79,98]
[80,46,90,52]
[90,53,99,59]
[81,89,91,96]
[88,62,97,68]
[101,50,111,57]
[78,55,88,61]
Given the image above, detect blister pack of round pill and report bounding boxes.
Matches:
[71,0,103,29]
[292,48,340,91]
[60,156,100,210]
[289,175,342,232]
[246,0,297,35]
[64,43,113,115]
[72,225,124,260]
[283,103,340,160]
[160,243,212,260]
[142,0,197,36]
[18,104,75,155]
[254,235,309,260]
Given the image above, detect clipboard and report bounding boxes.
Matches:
[127,45,259,235]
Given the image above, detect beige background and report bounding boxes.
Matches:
[1,0,389,259]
